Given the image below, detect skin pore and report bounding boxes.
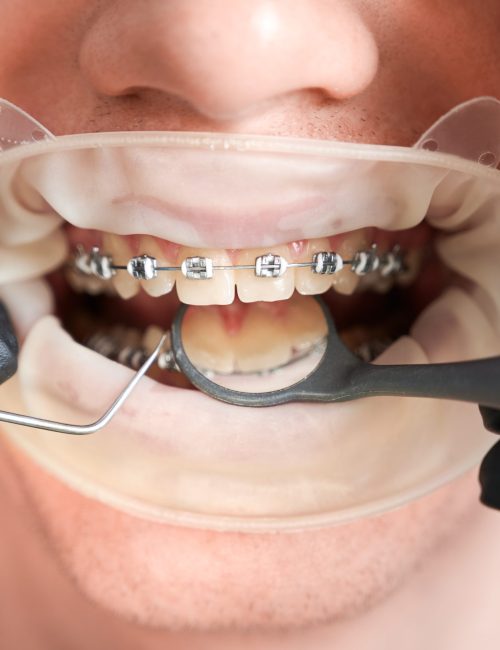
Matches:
[1,1,500,648]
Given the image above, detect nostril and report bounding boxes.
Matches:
[79,0,380,121]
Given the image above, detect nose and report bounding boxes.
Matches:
[80,0,379,121]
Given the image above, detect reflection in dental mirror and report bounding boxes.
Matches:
[180,294,328,393]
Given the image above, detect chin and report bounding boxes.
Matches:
[7,441,479,632]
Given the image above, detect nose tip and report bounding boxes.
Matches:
[80,0,379,121]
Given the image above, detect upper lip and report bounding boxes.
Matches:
[112,193,329,248]
[18,132,435,248]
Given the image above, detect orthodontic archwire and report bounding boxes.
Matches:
[71,243,408,282]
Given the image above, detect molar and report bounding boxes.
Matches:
[102,233,139,299]
[176,247,235,305]
[236,245,294,303]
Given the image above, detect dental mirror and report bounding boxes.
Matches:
[176,296,328,394]
[172,295,500,409]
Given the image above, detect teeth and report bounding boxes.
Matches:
[65,267,116,296]
[142,325,166,353]
[236,245,294,303]
[71,230,410,305]
[177,247,235,305]
[139,236,176,297]
[331,230,369,295]
[293,238,334,295]
[102,234,139,299]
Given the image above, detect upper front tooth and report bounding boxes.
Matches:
[236,246,294,303]
[102,233,139,299]
[138,236,176,297]
[176,247,235,305]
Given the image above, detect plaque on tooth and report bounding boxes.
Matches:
[127,254,158,280]
[181,256,214,280]
[255,254,288,277]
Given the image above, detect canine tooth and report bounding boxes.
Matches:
[102,234,139,299]
[236,246,294,303]
[294,238,333,295]
[331,231,369,295]
[138,236,176,297]
[176,248,234,306]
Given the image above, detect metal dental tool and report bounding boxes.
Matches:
[0,301,167,434]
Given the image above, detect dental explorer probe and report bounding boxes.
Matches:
[0,302,167,434]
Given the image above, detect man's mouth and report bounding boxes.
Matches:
[60,223,432,382]
[0,133,498,531]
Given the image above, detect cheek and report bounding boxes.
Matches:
[8,442,479,632]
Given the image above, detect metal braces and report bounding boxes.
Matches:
[86,330,179,372]
[85,327,393,373]
[72,243,407,282]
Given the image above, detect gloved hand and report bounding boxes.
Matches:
[479,405,500,509]
[0,301,18,384]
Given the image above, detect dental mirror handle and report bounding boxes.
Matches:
[352,356,500,409]
[478,405,500,511]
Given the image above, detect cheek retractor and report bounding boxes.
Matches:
[1,97,500,513]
